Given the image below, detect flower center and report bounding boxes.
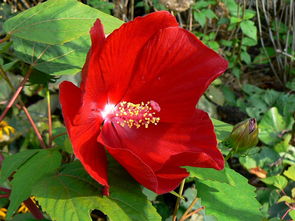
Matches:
[102,101,161,129]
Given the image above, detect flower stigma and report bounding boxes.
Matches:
[101,101,161,129]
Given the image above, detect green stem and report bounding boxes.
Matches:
[46,89,52,147]
[225,149,234,161]
[172,179,185,221]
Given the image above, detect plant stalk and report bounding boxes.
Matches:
[0,66,47,149]
[0,66,33,122]
[23,198,45,220]
[172,179,185,221]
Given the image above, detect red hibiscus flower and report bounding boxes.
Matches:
[59,11,228,195]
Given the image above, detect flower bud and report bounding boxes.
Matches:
[226,118,259,152]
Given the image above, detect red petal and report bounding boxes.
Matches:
[80,19,106,92]
[123,27,228,122]
[59,81,109,194]
[98,109,224,194]
[91,11,178,104]
[59,81,82,128]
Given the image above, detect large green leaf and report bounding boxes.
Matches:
[0,149,39,183]
[4,0,123,76]
[12,35,90,75]
[184,167,234,185]
[4,0,123,45]
[196,167,262,221]
[7,149,62,219]
[33,161,161,221]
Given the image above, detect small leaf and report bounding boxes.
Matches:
[289,210,295,220]
[242,37,257,46]
[244,9,256,19]
[259,107,287,145]
[241,51,251,64]
[52,127,73,153]
[6,149,62,219]
[277,196,295,204]
[193,0,215,9]
[196,167,262,221]
[223,0,239,16]
[261,175,288,190]
[283,165,295,181]
[240,20,257,40]
[203,9,217,19]
[230,16,241,24]
[193,12,206,27]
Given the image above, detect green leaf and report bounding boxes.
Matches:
[184,167,234,185]
[203,9,217,19]
[193,12,207,27]
[259,107,287,145]
[240,20,257,40]
[261,175,288,190]
[220,39,233,47]
[52,127,73,153]
[274,134,292,152]
[7,149,62,219]
[211,119,233,142]
[10,213,50,221]
[223,0,239,16]
[196,167,262,221]
[33,161,161,221]
[277,196,295,204]
[284,165,295,181]
[242,84,264,95]
[88,0,114,14]
[242,37,257,46]
[193,0,216,9]
[241,51,251,64]
[290,210,295,220]
[4,0,123,45]
[239,147,281,175]
[221,85,236,106]
[207,41,219,51]
[244,9,256,20]
[230,16,241,24]
[19,95,59,122]
[12,35,90,75]
[0,149,39,183]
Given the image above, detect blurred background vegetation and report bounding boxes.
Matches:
[0,0,294,220]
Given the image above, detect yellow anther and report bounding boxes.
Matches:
[114,101,160,129]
